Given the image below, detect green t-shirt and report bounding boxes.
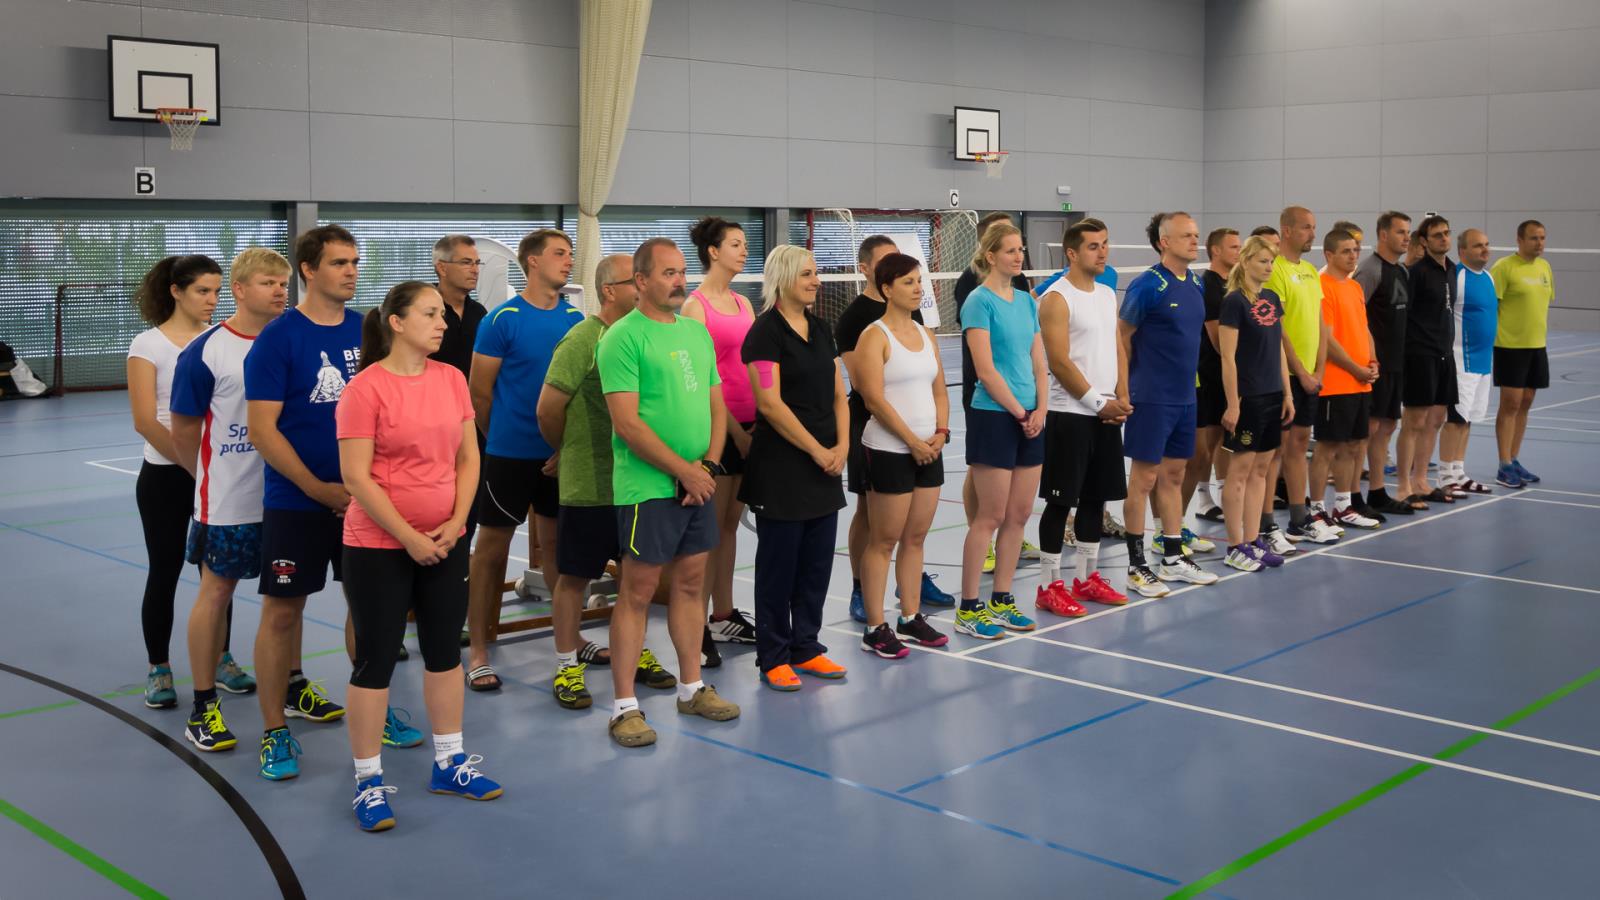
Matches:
[596,308,720,506]
[543,315,614,506]
[1266,256,1324,373]
[1490,253,1554,349]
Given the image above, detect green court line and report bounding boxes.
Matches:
[0,482,128,500]
[1166,663,1600,899]
[0,796,165,899]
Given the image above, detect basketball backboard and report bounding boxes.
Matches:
[108,36,220,125]
[953,106,1000,161]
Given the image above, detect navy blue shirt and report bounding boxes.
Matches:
[1218,288,1285,398]
[1119,264,1205,405]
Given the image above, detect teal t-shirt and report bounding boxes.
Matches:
[960,284,1040,412]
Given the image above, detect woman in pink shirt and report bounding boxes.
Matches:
[682,216,759,664]
[336,281,500,832]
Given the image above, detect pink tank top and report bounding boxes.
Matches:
[693,288,756,423]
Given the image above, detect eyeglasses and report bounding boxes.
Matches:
[603,279,635,287]
[447,259,483,268]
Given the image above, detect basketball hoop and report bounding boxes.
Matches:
[155,107,205,151]
[971,150,1009,180]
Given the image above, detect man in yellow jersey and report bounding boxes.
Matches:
[1491,220,1554,488]
[1266,206,1338,544]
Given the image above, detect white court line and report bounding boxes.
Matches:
[84,456,143,475]
[1531,487,1600,500]
[817,620,1600,805]
[1319,551,1600,596]
[1529,415,1600,424]
[1524,423,1600,435]
[953,493,1513,656]
[1549,346,1600,359]
[1019,639,1600,760]
[1532,392,1600,412]
[1508,495,1600,512]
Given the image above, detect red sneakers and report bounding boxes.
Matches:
[1071,572,1128,606]
[1035,581,1086,617]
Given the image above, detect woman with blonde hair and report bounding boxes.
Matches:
[739,245,850,690]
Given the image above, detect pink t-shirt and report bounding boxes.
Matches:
[335,359,475,550]
[694,288,756,423]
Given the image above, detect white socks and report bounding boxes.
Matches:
[1334,491,1352,511]
[1075,541,1099,582]
[677,679,704,703]
[1040,550,1062,585]
[555,649,577,669]
[1441,460,1464,485]
[354,754,382,782]
[433,731,463,766]
[613,697,639,720]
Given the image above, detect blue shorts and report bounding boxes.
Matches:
[964,406,1044,470]
[185,520,262,581]
[1123,402,1196,464]
[616,498,717,566]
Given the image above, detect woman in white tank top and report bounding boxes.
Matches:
[852,254,952,657]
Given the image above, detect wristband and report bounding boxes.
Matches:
[934,427,951,437]
[1090,395,1108,413]
[699,459,727,478]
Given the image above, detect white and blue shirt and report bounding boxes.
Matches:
[171,323,264,526]
[1454,265,1497,375]
[243,307,363,511]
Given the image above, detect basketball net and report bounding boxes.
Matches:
[156,107,204,151]
[972,151,1009,180]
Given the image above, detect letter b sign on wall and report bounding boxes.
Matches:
[134,167,155,196]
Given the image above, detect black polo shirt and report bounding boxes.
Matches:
[737,308,847,522]
[1405,254,1456,359]
[1354,254,1409,365]
[429,286,487,378]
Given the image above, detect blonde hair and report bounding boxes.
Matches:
[1225,235,1277,299]
[760,244,815,313]
[231,247,291,286]
[971,222,1021,277]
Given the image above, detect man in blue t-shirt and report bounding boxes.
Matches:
[1116,212,1219,596]
[1440,227,1497,493]
[243,225,362,780]
[464,229,585,691]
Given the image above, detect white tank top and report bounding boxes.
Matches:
[1043,280,1119,416]
[861,319,939,453]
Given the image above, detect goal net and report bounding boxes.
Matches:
[794,208,980,334]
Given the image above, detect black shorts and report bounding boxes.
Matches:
[557,504,620,580]
[718,422,755,476]
[964,405,1044,470]
[477,453,559,527]
[862,445,945,494]
[1403,354,1458,408]
[1040,411,1127,507]
[617,497,717,565]
[1493,346,1550,390]
[1316,394,1371,442]
[344,541,468,690]
[1369,361,1404,421]
[1224,392,1284,454]
[1196,379,1226,429]
[258,507,343,597]
[847,403,871,494]
[1288,379,1316,428]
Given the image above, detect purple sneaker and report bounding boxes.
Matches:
[1250,537,1285,568]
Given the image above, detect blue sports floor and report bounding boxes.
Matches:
[3,332,1600,899]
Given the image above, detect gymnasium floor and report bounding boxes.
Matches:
[3,333,1599,899]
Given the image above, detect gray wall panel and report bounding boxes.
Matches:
[1022,94,1091,156]
[1488,29,1600,95]
[689,134,787,206]
[1282,0,1381,51]
[1022,152,1092,212]
[789,71,874,142]
[628,55,690,134]
[689,62,788,138]
[141,8,310,112]
[1381,0,1490,42]
[871,13,953,86]
[1378,153,1486,212]
[1282,156,1380,213]
[607,130,692,206]
[950,25,1029,93]
[308,113,454,202]
[452,39,578,125]
[787,139,875,209]
[1283,102,1380,158]
[1282,45,1381,105]
[643,0,690,58]
[0,0,140,101]
[307,25,453,119]
[689,0,787,68]
[1204,106,1284,162]
[1024,33,1093,100]
[451,0,578,47]
[1203,159,1285,213]
[786,1,875,78]
[143,0,308,21]
[454,121,576,203]
[1380,95,1488,157]
[1488,90,1600,153]
[1380,37,1489,101]
[309,0,451,35]
[1205,52,1284,111]
[142,107,311,200]
[1486,151,1600,212]
[0,95,144,198]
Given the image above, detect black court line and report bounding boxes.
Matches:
[0,661,306,900]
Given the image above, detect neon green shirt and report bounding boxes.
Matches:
[1490,254,1554,349]
[1266,256,1324,373]
[596,308,720,506]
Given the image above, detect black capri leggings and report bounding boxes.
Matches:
[137,461,232,665]
[343,540,469,690]
[1037,500,1105,555]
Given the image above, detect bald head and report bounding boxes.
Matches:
[594,252,637,319]
[1279,205,1316,259]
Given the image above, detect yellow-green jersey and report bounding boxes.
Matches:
[1490,254,1554,349]
[1266,256,1323,373]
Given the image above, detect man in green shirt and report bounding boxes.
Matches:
[1491,220,1555,487]
[596,237,740,748]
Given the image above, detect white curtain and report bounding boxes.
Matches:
[576,0,652,307]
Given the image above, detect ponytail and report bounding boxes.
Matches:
[358,280,434,371]
[136,254,221,325]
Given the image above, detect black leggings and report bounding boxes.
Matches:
[343,541,469,690]
[136,462,229,665]
[1037,500,1105,555]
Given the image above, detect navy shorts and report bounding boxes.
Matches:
[616,498,717,565]
[964,406,1044,470]
[258,507,344,598]
[186,520,262,581]
[557,504,620,580]
[1123,402,1196,463]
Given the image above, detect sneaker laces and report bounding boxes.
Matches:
[989,598,1021,618]
[637,649,666,674]
[385,707,413,732]
[450,753,487,787]
[261,730,302,764]
[201,701,228,735]
[557,663,588,689]
[353,782,397,811]
[297,679,333,710]
[150,670,174,691]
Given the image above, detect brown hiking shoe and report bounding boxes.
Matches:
[608,709,656,747]
[676,684,740,721]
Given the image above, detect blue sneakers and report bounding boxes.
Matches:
[1495,463,1524,488]
[352,775,397,832]
[259,727,302,781]
[215,652,257,695]
[429,753,503,801]
[954,607,1006,640]
[898,572,956,608]
[985,594,1037,632]
[382,707,424,749]
[849,585,866,624]
[144,665,177,709]
[1512,459,1540,484]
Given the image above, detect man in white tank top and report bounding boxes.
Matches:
[1034,222,1136,611]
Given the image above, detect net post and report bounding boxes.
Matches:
[51,285,65,397]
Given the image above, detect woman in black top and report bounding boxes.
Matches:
[740,245,849,692]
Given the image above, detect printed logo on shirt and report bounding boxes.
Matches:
[669,349,699,392]
[219,423,256,457]
[308,350,350,404]
[1249,297,1281,327]
[271,558,298,585]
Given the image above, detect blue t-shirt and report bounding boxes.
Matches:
[1036,265,1118,296]
[243,307,363,511]
[1119,263,1206,405]
[960,284,1040,412]
[473,294,584,459]
[1454,266,1497,375]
